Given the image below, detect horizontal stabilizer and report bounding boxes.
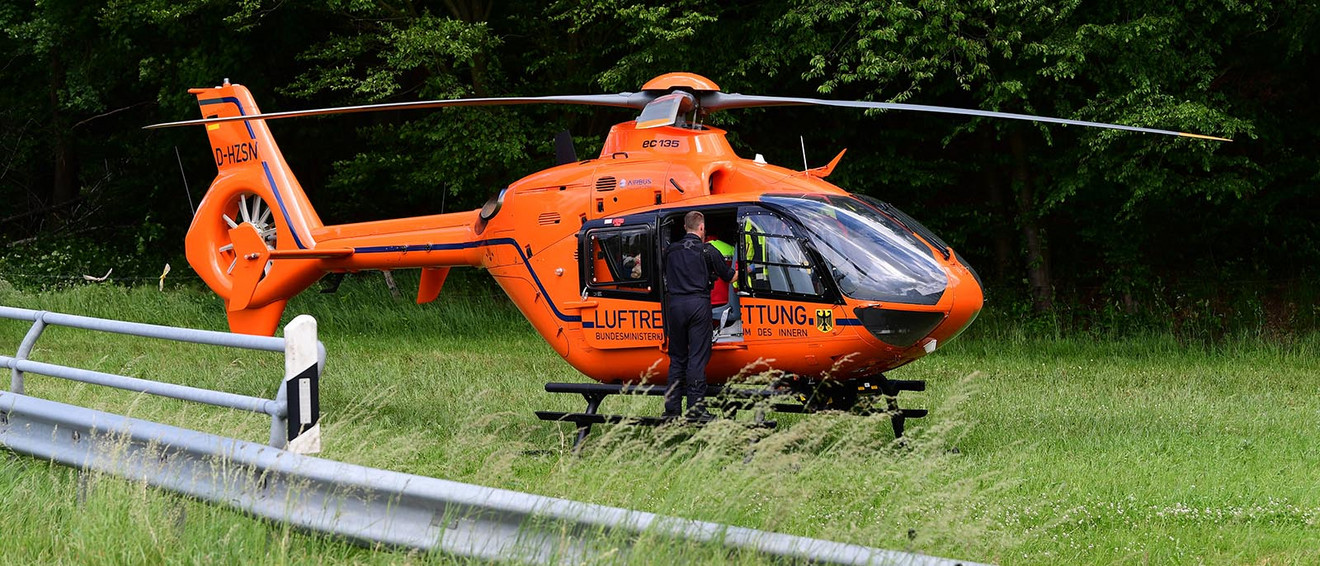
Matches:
[268,249,354,259]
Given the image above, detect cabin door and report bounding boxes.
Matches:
[578,224,664,350]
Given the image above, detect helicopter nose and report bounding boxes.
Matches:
[935,262,984,346]
[850,263,984,354]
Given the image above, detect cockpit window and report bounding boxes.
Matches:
[763,195,947,305]
[741,212,826,297]
[856,194,951,259]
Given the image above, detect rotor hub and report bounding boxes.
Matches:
[641,72,721,93]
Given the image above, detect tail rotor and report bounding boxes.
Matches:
[219,192,278,279]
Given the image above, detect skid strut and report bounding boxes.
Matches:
[536,376,925,448]
[534,383,775,449]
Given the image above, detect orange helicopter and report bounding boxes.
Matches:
[148,72,1226,438]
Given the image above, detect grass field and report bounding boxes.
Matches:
[1,273,1318,564]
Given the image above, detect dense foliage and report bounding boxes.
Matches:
[1,0,1316,331]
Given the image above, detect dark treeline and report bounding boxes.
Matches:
[1,1,1316,332]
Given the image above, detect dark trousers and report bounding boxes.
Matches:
[664,295,713,415]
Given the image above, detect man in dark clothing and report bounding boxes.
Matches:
[663,211,736,420]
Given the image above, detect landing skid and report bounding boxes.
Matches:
[536,376,926,449]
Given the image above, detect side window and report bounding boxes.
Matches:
[740,212,825,297]
[584,228,652,294]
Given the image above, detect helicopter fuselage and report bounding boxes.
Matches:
[164,69,1220,421]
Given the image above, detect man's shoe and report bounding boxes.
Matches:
[685,409,716,422]
[660,411,682,420]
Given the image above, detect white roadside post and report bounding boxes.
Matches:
[282,314,321,454]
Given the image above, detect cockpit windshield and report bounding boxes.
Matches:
[763,195,947,305]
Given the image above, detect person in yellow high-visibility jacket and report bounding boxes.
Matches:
[743,216,770,291]
[707,234,741,338]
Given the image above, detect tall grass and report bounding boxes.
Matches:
[2,274,1318,564]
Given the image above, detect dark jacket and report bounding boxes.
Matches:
[664,233,734,297]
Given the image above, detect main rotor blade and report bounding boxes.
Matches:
[701,93,1231,141]
[144,93,655,130]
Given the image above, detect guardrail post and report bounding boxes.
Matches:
[11,312,48,395]
[279,315,321,454]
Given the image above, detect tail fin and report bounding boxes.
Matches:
[183,80,326,335]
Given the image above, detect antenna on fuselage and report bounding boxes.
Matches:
[174,146,194,215]
[554,130,578,166]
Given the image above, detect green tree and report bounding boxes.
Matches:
[1,0,1315,323]
[780,0,1288,313]
[0,1,333,273]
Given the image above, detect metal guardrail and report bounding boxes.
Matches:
[0,306,323,449]
[0,392,983,565]
[0,307,987,565]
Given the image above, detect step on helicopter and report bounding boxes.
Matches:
[148,72,1227,443]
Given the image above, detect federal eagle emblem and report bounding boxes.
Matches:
[815,309,833,333]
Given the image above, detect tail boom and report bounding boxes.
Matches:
[310,210,484,271]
